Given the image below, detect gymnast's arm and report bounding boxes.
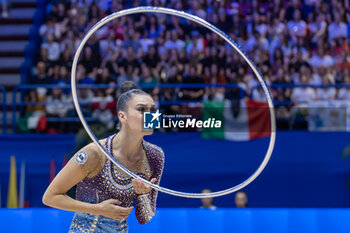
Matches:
[42,142,133,221]
[135,149,165,224]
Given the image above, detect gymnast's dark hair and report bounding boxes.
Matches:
[116,81,149,130]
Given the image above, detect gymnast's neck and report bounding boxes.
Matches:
[112,129,144,163]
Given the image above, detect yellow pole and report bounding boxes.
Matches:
[7,156,18,208]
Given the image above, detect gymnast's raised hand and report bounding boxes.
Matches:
[132,178,157,194]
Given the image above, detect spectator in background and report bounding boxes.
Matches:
[88,1,100,20]
[76,64,94,84]
[95,67,114,85]
[285,0,303,21]
[159,65,182,116]
[91,89,115,130]
[309,47,333,68]
[235,191,248,208]
[143,45,161,74]
[38,47,52,69]
[29,61,52,85]
[39,15,60,41]
[147,14,163,39]
[41,33,60,63]
[58,66,69,84]
[291,75,316,104]
[171,30,186,52]
[53,3,67,22]
[66,87,94,133]
[337,75,350,100]
[181,66,204,101]
[49,64,61,84]
[60,31,79,57]
[80,46,100,76]
[75,88,94,117]
[316,75,336,100]
[117,65,140,86]
[245,31,259,52]
[138,65,159,98]
[310,13,327,43]
[200,189,217,210]
[164,30,176,51]
[309,66,323,85]
[256,13,268,37]
[60,48,73,71]
[46,86,70,133]
[118,46,142,71]
[287,9,307,41]
[328,13,348,41]
[99,30,118,60]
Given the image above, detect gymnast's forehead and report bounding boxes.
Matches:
[130,95,155,106]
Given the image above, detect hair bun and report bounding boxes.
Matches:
[120,81,138,94]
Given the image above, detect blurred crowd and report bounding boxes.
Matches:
[0,0,9,18]
[23,0,350,133]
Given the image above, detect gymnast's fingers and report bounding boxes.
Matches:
[143,178,157,190]
[150,178,157,184]
[116,206,134,215]
[132,178,144,190]
[106,199,121,205]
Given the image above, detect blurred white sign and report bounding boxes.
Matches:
[308,100,350,132]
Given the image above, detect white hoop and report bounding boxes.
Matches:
[71,6,276,198]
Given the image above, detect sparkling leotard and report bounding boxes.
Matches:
[69,134,165,233]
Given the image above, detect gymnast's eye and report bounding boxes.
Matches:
[138,107,145,112]
[150,107,156,112]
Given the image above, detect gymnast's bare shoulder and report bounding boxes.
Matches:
[74,138,108,178]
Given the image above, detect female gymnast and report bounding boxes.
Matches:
[43,81,165,232]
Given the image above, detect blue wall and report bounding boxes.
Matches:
[0,134,76,207]
[1,208,350,233]
[1,132,350,207]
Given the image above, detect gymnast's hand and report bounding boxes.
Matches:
[97,199,133,221]
[132,178,157,195]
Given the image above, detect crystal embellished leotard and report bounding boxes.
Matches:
[68,134,165,233]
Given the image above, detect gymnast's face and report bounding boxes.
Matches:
[120,94,156,135]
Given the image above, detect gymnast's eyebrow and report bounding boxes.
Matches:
[136,104,156,107]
